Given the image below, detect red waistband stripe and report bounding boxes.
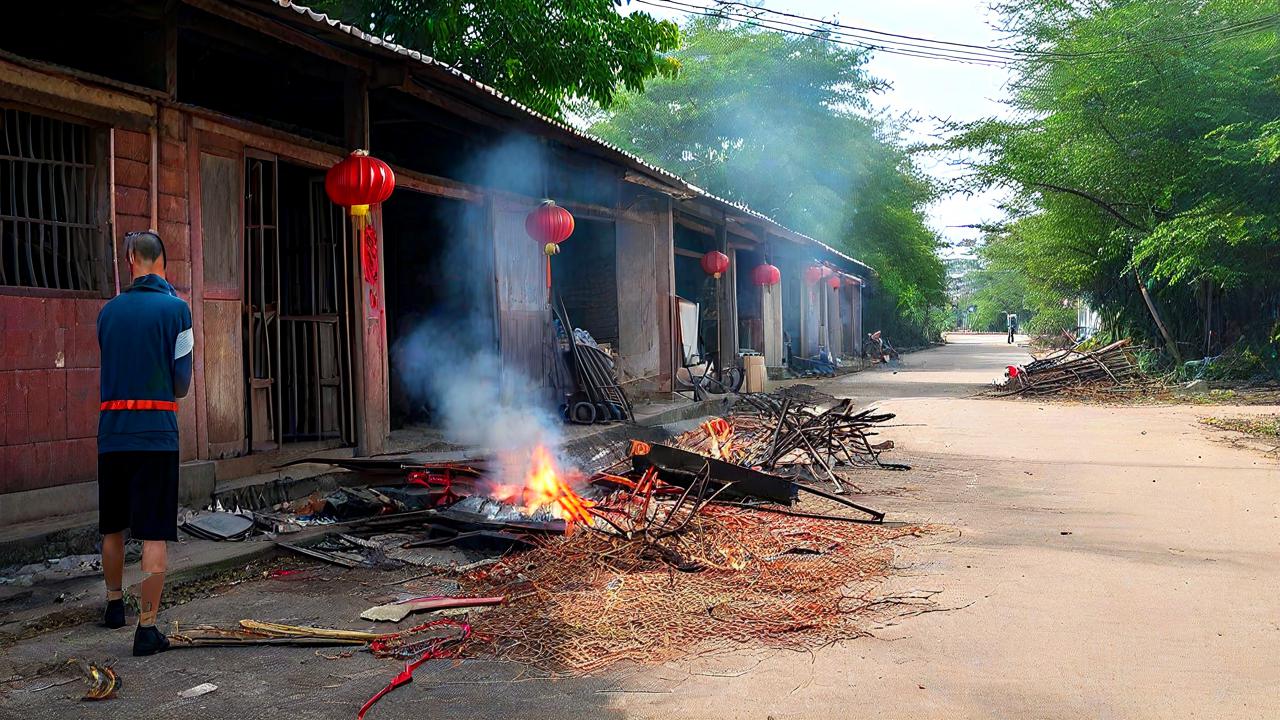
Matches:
[100,400,178,412]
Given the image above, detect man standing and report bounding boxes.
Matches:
[1007,313,1018,344]
[97,231,193,656]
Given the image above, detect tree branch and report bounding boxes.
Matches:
[1030,182,1150,231]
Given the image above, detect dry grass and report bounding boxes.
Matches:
[1200,414,1280,439]
[458,498,931,675]
[996,380,1280,407]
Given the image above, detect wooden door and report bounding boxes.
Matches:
[198,150,247,459]
[492,202,551,395]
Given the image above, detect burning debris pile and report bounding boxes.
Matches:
[172,388,928,704]
[993,339,1141,397]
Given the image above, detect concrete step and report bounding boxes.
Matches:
[0,510,102,566]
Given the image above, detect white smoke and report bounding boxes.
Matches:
[389,137,573,487]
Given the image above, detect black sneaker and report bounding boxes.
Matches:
[103,599,126,629]
[132,625,171,656]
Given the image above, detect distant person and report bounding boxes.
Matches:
[1007,313,1018,344]
[96,231,193,656]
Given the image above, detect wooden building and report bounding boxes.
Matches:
[0,0,868,527]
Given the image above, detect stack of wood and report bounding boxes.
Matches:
[672,389,907,494]
[994,339,1140,396]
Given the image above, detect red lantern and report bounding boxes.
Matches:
[701,250,730,279]
[525,199,575,256]
[827,276,841,291]
[751,263,781,287]
[804,265,829,284]
[326,150,395,320]
[325,150,395,218]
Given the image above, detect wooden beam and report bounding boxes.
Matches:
[0,54,157,130]
[188,110,343,169]
[395,167,483,203]
[177,11,352,84]
[396,78,508,133]
[673,247,703,260]
[181,0,374,73]
[675,198,724,225]
[674,213,716,237]
[728,224,762,244]
[622,170,694,199]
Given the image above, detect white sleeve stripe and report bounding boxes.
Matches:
[175,328,194,360]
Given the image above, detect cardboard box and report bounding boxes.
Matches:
[743,355,766,393]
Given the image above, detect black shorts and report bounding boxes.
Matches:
[98,451,180,541]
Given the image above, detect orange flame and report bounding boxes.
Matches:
[520,445,594,534]
[701,417,734,460]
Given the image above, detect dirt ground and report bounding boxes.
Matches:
[2,334,1277,719]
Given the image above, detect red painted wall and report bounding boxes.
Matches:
[0,111,198,497]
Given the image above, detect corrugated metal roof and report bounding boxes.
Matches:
[264,0,873,276]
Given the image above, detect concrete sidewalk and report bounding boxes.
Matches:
[0,393,732,646]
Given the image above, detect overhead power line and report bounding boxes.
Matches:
[637,0,1280,67]
[635,0,1016,66]
[705,0,1279,58]
[649,0,1022,63]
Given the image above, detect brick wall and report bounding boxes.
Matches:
[0,112,198,497]
[0,297,101,492]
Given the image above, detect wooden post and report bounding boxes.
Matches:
[715,222,738,368]
[164,7,178,98]
[344,71,388,456]
[655,196,675,392]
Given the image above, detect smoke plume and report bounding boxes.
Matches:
[390,137,572,487]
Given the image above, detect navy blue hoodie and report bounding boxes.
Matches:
[97,274,193,453]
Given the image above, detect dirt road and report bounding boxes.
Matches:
[634,334,1280,719]
[2,335,1275,719]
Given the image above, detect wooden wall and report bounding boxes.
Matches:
[800,274,821,357]
[493,200,552,394]
[615,216,660,384]
[762,282,784,367]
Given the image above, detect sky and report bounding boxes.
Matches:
[622,0,1016,258]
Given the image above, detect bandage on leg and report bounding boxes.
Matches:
[138,571,165,627]
[137,540,168,627]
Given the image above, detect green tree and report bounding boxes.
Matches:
[589,17,947,343]
[312,0,680,117]
[944,0,1280,364]
[957,224,1079,336]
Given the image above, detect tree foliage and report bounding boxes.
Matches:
[944,0,1280,362]
[313,0,680,117]
[589,17,947,343]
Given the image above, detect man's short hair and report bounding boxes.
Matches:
[125,231,166,264]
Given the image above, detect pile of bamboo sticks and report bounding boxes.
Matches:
[736,395,905,490]
[994,339,1140,396]
[671,390,906,493]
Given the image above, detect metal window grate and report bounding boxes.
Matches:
[0,107,103,291]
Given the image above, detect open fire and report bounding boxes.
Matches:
[489,445,594,533]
